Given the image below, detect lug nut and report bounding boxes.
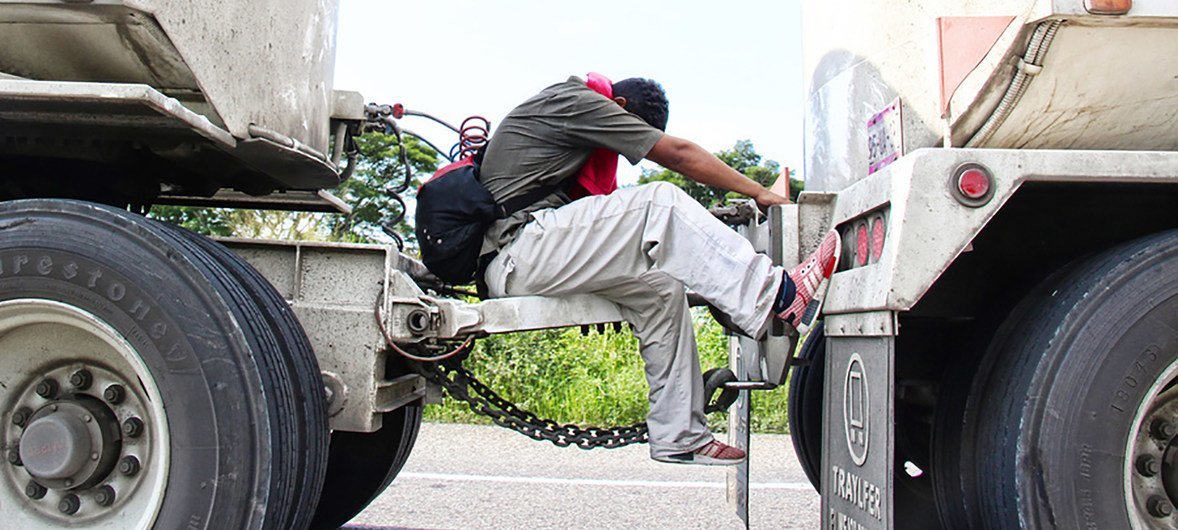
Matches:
[1150,496,1174,518]
[69,369,93,390]
[12,407,32,427]
[25,481,47,500]
[118,456,141,477]
[7,447,21,466]
[94,485,116,507]
[58,494,81,515]
[35,378,59,399]
[121,417,144,438]
[103,384,126,404]
[1152,419,1177,441]
[1138,455,1161,477]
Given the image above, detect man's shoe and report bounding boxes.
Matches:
[654,439,747,466]
[777,229,841,336]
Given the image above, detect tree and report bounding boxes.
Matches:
[638,140,803,206]
[149,205,236,236]
[327,133,441,246]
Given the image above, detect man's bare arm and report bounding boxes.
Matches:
[646,134,788,208]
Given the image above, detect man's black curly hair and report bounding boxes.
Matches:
[612,78,669,131]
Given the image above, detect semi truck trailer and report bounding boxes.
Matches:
[793,1,1178,528]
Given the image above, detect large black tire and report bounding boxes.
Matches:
[310,403,423,529]
[0,199,326,529]
[959,229,1178,528]
[932,285,1046,529]
[156,222,331,529]
[788,321,825,491]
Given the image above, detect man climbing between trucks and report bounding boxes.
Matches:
[477,74,840,465]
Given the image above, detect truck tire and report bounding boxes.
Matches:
[154,222,330,529]
[963,229,1178,528]
[0,199,325,529]
[931,285,1044,529]
[788,320,825,491]
[310,403,423,529]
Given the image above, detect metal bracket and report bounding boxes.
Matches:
[376,374,427,413]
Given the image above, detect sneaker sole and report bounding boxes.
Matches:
[653,454,747,466]
[793,276,830,337]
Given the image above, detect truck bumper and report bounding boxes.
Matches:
[822,147,1178,315]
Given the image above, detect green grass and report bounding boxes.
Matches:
[424,310,792,434]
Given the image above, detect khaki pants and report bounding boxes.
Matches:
[484,182,782,457]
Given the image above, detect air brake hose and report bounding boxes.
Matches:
[965,20,1064,147]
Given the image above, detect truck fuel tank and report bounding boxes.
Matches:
[0,0,340,158]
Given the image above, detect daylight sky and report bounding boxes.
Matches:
[335,0,804,185]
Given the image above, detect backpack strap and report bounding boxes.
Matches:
[495,180,569,219]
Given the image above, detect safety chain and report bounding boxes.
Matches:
[407,342,650,450]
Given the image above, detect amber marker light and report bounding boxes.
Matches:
[1086,0,1132,15]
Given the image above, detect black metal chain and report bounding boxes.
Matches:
[407,342,650,450]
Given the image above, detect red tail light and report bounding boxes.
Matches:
[838,208,889,271]
[1086,0,1131,14]
[870,215,886,263]
[958,168,990,200]
[856,222,870,267]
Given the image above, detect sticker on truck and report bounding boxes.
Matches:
[867,99,903,175]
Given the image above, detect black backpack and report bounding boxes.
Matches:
[415,157,561,284]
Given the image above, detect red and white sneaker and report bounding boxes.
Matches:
[777,229,841,336]
[655,439,747,466]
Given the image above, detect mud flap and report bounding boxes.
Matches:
[822,336,894,529]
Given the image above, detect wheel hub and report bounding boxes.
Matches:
[0,299,168,529]
[5,362,154,524]
[1130,385,1178,528]
[20,398,120,489]
[23,406,94,480]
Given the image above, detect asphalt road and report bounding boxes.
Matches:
[344,422,820,529]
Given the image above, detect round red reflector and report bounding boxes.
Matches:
[958,168,991,200]
[870,216,885,262]
[856,222,869,267]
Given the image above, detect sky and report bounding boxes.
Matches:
[334,0,805,185]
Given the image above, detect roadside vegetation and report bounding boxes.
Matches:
[153,132,797,433]
[425,313,793,434]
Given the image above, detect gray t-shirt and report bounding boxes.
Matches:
[479,76,664,252]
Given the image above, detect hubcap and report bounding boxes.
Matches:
[22,404,95,480]
[0,299,169,528]
[20,396,121,490]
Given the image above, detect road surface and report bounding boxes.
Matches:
[345,422,820,529]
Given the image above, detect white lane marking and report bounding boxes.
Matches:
[399,472,812,490]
